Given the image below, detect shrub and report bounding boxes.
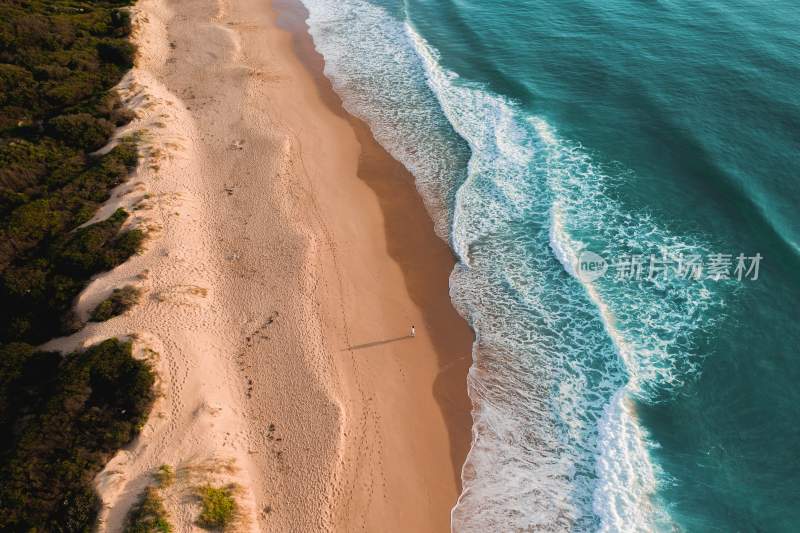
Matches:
[60,309,85,335]
[1,259,48,300]
[97,39,136,69]
[112,106,137,126]
[43,76,96,108]
[55,208,136,277]
[112,138,140,169]
[154,464,175,488]
[0,339,156,531]
[91,285,141,321]
[31,64,72,82]
[0,207,145,344]
[48,113,116,151]
[6,198,65,249]
[124,487,173,533]
[111,9,133,37]
[0,64,36,108]
[110,227,146,259]
[196,485,238,530]
[0,2,153,531]
[98,91,137,126]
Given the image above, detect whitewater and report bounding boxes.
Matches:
[299,0,730,530]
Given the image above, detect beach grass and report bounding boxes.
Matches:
[154,464,176,488]
[123,486,173,533]
[196,484,239,530]
[91,285,142,321]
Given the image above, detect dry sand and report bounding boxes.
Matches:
[41,0,474,530]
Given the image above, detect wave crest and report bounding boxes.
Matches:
[300,1,729,531]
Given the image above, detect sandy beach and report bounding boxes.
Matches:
[39,0,473,529]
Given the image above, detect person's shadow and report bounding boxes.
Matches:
[345,335,411,351]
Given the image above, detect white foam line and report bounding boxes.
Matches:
[549,203,663,532]
[300,3,695,531]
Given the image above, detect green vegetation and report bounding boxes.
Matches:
[0,1,158,531]
[154,464,175,488]
[196,485,239,530]
[91,284,141,321]
[1,197,145,341]
[123,486,173,533]
[0,339,156,531]
[0,0,141,345]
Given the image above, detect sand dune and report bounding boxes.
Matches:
[43,0,473,530]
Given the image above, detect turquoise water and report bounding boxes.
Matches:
[298,0,800,530]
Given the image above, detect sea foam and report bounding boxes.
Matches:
[299,0,727,531]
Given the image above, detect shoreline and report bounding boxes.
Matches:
[259,1,476,527]
[274,0,474,498]
[52,0,474,529]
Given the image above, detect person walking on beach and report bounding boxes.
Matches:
[410,325,416,338]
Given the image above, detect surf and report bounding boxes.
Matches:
[300,0,735,530]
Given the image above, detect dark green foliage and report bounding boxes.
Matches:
[97,39,136,69]
[91,284,141,322]
[48,113,116,151]
[0,64,36,111]
[0,339,156,532]
[0,0,143,345]
[124,487,173,533]
[0,0,139,206]
[0,1,137,126]
[111,10,133,38]
[0,206,144,343]
[0,4,155,530]
[57,208,134,275]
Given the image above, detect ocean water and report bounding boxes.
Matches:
[297,0,800,530]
